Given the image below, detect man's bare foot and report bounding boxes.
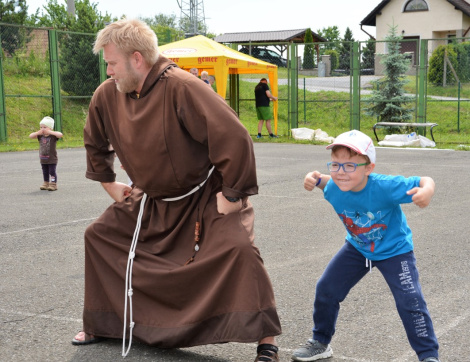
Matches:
[71,331,103,345]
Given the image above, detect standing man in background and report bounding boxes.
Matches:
[254,78,277,139]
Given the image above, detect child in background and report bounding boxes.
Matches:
[200,70,210,85]
[29,116,63,191]
[291,130,440,362]
[208,75,216,90]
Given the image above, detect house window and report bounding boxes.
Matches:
[404,0,429,11]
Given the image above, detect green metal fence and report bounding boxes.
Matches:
[0,23,100,141]
[0,23,174,142]
[290,37,469,144]
[231,42,290,137]
[1,22,469,146]
[1,24,52,141]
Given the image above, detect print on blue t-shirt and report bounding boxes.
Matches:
[324,173,421,261]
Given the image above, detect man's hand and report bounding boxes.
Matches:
[216,192,242,215]
[101,182,132,203]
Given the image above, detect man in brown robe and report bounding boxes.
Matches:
[71,19,281,362]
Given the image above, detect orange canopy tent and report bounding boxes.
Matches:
[159,35,278,130]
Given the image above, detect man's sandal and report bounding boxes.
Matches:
[71,331,104,345]
[254,344,279,362]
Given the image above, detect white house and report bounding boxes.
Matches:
[360,0,470,73]
[361,0,470,41]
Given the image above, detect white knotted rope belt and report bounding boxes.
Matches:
[122,166,214,357]
[122,192,147,357]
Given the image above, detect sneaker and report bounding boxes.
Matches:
[40,182,49,190]
[421,358,440,362]
[256,135,262,139]
[269,134,279,138]
[291,339,333,361]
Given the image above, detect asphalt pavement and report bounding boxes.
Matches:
[1,144,468,362]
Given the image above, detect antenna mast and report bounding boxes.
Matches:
[176,0,206,37]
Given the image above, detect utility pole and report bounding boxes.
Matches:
[176,0,206,38]
[66,0,75,16]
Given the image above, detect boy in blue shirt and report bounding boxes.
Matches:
[292,130,440,362]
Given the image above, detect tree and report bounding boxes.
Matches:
[338,27,354,73]
[30,0,110,32]
[30,0,112,96]
[428,42,470,86]
[302,28,314,69]
[361,39,375,71]
[141,14,184,45]
[325,49,339,70]
[0,0,27,23]
[456,42,470,83]
[316,26,341,52]
[0,0,28,55]
[364,25,414,124]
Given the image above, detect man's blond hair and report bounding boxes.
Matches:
[93,18,159,66]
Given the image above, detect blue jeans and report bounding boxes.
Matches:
[312,241,439,360]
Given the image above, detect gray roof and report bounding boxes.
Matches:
[447,0,470,17]
[361,0,470,27]
[360,0,390,27]
[214,29,326,44]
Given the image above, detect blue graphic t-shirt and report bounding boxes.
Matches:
[324,173,421,261]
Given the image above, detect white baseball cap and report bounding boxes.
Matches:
[326,130,376,163]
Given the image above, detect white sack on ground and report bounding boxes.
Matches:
[291,128,335,143]
[378,132,435,148]
[291,127,314,140]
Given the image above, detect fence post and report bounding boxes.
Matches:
[417,39,428,136]
[0,42,6,141]
[288,43,298,129]
[229,44,239,114]
[99,49,107,83]
[457,81,461,132]
[350,41,360,130]
[229,74,239,114]
[303,78,306,123]
[48,29,62,132]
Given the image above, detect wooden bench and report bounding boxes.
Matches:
[372,122,438,142]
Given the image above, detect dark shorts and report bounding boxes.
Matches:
[256,106,272,121]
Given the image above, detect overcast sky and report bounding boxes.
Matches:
[26,0,380,41]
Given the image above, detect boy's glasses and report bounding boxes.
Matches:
[327,162,368,173]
